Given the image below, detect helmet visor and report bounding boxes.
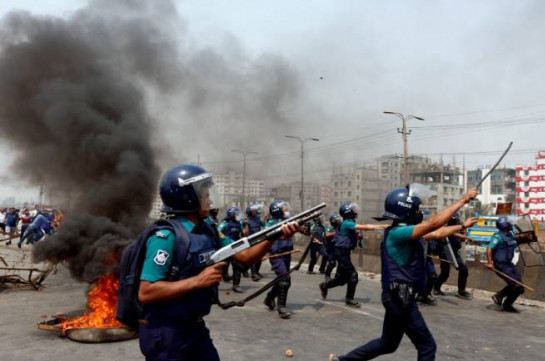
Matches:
[192,176,221,212]
[408,183,435,202]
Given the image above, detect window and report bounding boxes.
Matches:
[348,191,352,197]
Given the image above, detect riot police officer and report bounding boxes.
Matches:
[329,185,477,361]
[137,164,298,361]
[263,200,294,319]
[218,206,248,293]
[433,213,472,299]
[247,204,265,281]
[323,213,342,280]
[486,216,526,313]
[307,216,328,274]
[319,203,387,308]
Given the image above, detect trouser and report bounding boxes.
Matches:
[425,258,438,296]
[19,225,29,242]
[435,248,468,292]
[324,248,358,300]
[324,245,337,278]
[139,318,220,361]
[339,291,436,361]
[251,261,262,276]
[232,260,245,287]
[308,243,324,272]
[495,262,525,308]
[266,255,291,305]
[19,226,43,245]
[319,250,329,273]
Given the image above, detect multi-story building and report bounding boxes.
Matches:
[149,193,163,219]
[516,150,545,221]
[467,167,517,214]
[377,154,433,189]
[214,170,266,208]
[410,162,463,213]
[288,182,321,213]
[329,166,384,221]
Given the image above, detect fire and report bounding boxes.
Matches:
[61,274,123,332]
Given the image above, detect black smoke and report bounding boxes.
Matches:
[0,1,175,281]
[0,0,306,282]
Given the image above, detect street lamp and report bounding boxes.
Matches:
[232,149,258,208]
[383,111,424,185]
[285,135,320,212]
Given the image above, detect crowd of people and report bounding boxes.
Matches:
[133,163,528,361]
[0,205,63,248]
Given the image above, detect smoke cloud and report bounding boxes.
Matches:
[0,0,305,281]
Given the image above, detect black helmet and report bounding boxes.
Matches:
[159,164,215,213]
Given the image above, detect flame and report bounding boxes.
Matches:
[61,274,123,332]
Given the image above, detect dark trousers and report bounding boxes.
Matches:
[326,248,358,300]
[308,243,328,272]
[495,262,525,307]
[139,319,220,361]
[340,292,436,361]
[435,249,468,292]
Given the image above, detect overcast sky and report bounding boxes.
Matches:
[0,0,543,202]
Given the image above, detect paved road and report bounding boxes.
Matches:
[1,264,544,361]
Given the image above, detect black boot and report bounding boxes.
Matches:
[264,290,276,311]
[345,278,360,308]
[277,283,292,319]
[232,265,242,292]
[319,281,328,299]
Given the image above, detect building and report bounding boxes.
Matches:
[149,193,163,219]
[329,166,384,221]
[377,154,433,189]
[515,150,545,221]
[288,182,321,213]
[410,161,463,213]
[214,170,266,208]
[467,166,517,214]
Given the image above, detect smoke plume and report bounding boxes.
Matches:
[0,0,305,281]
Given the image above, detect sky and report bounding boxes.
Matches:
[0,0,544,203]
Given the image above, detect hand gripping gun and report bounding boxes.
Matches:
[206,202,326,266]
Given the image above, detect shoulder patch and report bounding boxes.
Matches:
[155,230,169,239]
[154,249,170,265]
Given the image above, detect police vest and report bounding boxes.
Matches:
[334,220,357,250]
[248,217,262,235]
[312,224,326,242]
[224,219,243,241]
[144,222,220,320]
[267,218,294,254]
[492,231,517,264]
[380,226,426,294]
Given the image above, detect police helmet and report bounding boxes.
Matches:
[246,203,263,217]
[377,186,423,223]
[269,200,290,219]
[329,213,342,228]
[159,164,217,214]
[227,206,242,221]
[339,202,359,220]
[496,216,511,231]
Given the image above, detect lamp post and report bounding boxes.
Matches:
[383,111,424,185]
[285,135,320,212]
[232,149,258,208]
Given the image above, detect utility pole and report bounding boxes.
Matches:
[285,135,319,212]
[383,111,424,185]
[232,149,258,209]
